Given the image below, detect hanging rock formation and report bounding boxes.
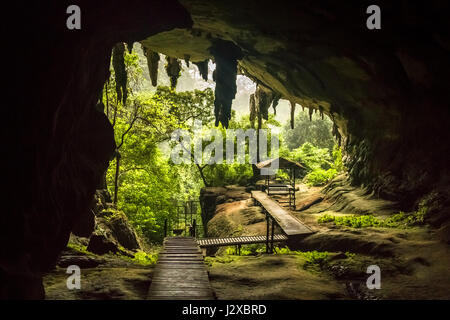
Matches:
[165,56,182,89]
[142,45,160,87]
[290,101,296,129]
[112,43,127,105]
[194,60,209,81]
[271,93,281,115]
[210,39,242,128]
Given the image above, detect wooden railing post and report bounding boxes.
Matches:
[266,213,270,253]
[164,218,167,238]
[192,219,196,238]
[270,219,275,253]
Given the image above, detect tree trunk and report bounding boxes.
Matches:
[196,164,209,187]
[113,151,121,205]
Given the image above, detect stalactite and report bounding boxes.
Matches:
[249,94,256,128]
[332,122,342,146]
[309,107,314,121]
[319,105,324,119]
[210,40,242,128]
[255,85,270,121]
[290,101,296,129]
[184,54,190,67]
[142,45,160,87]
[211,54,237,127]
[126,41,134,53]
[165,56,181,89]
[112,42,127,105]
[194,60,209,81]
[271,93,281,115]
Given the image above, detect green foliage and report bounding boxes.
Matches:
[225,244,265,256]
[131,250,158,266]
[280,142,344,186]
[318,214,383,228]
[383,209,427,227]
[104,47,216,244]
[274,247,330,271]
[67,243,94,256]
[318,209,428,229]
[289,142,332,170]
[117,250,158,266]
[305,168,338,186]
[204,255,238,267]
[282,109,335,151]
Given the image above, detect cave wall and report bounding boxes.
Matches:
[2,0,450,299]
[2,0,192,299]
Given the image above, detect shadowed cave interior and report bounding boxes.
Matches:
[2,0,450,299]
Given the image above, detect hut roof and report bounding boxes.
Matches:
[256,157,305,170]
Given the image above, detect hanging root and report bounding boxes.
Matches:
[249,93,256,128]
[112,42,127,105]
[210,40,242,128]
[194,60,209,81]
[165,56,181,89]
[290,101,296,129]
[142,45,160,87]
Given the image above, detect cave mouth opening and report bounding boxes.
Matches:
[3,0,450,300]
[101,40,342,244]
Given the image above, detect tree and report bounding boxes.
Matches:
[282,109,335,151]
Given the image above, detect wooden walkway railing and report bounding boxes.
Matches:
[147,237,215,300]
[197,234,288,247]
[251,190,313,237]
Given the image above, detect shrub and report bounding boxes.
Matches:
[318,214,383,228]
[305,168,338,186]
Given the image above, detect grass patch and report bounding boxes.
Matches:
[274,247,329,272]
[117,250,158,266]
[318,209,427,229]
[66,243,96,256]
[204,255,240,267]
[225,244,265,256]
[318,214,384,228]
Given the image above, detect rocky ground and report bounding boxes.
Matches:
[203,180,450,300]
[44,181,450,300]
[43,246,155,300]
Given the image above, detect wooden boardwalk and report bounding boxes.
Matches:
[197,234,288,247]
[147,237,215,300]
[251,190,313,237]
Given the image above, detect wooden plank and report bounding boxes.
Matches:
[251,190,313,236]
[196,234,288,247]
[148,237,214,300]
